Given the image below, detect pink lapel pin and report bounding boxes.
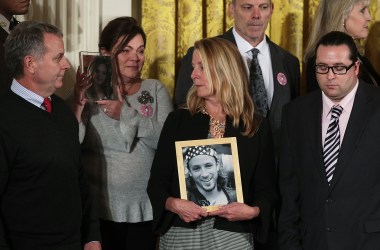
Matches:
[277,72,287,85]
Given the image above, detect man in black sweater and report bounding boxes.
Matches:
[0,21,101,250]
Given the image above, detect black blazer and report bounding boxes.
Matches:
[0,26,12,97]
[278,82,380,250]
[174,28,300,153]
[306,54,380,92]
[147,109,277,243]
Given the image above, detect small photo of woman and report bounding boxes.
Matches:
[86,56,113,101]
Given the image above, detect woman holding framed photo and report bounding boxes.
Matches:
[68,17,173,250]
[147,38,277,249]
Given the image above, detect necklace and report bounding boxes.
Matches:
[201,107,226,138]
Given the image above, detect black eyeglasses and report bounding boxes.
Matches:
[315,62,356,75]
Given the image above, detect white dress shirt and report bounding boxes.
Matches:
[232,28,274,107]
[11,79,48,110]
[321,80,358,147]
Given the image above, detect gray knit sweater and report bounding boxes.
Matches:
[79,79,173,222]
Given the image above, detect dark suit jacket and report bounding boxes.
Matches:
[278,81,380,250]
[306,54,380,92]
[0,26,12,97]
[174,28,300,153]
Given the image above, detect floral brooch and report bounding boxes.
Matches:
[138,90,154,117]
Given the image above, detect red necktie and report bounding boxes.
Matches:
[43,98,52,113]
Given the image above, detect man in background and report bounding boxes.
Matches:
[174,0,300,156]
[0,0,30,96]
[0,21,101,250]
[278,31,380,250]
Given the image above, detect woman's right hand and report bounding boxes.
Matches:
[165,197,207,223]
[71,68,92,123]
[74,69,92,106]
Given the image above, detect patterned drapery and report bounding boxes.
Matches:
[141,0,380,96]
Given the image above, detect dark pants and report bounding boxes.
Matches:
[100,219,157,250]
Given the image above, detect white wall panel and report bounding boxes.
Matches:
[17,0,132,97]
[101,0,132,29]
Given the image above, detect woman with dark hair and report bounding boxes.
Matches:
[69,17,173,249]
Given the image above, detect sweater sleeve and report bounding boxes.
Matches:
[120,80,173,152]
[0,131,13,250]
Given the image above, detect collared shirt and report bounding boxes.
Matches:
[232,28,274,107]
[321,80,359,147]
[0,13,11,33]
[11,79,49,111]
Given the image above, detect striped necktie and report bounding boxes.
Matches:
[323,105,343,184]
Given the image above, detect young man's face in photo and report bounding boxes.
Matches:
[188,155,219,192]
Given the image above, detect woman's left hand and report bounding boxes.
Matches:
[97,99,123,120]
[208,202,260,221]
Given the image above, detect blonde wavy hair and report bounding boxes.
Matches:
[304,0,370,63]
[186,38,261,137]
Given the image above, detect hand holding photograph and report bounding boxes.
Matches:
[175,137,243,212]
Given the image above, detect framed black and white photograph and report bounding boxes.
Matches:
[175,137,243,212]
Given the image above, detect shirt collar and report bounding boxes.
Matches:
[232,27,268,56]
[322,79,359,118]
[11,79,46,108]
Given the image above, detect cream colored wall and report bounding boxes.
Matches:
[17,0,132,98]
[102,0,132,29]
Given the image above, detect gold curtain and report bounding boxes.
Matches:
[141,0,380,96]
[366,0,380,75]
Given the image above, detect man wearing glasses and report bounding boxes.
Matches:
[278,31,380,250]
